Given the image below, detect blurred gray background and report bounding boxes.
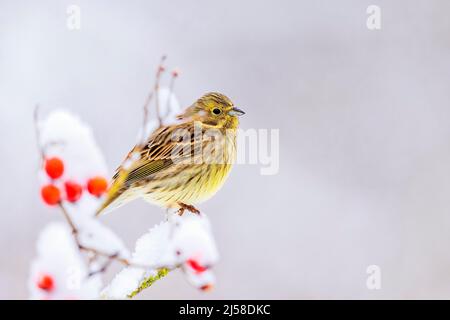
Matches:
[2,0,450,299]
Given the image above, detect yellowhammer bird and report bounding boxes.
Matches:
[96,92,245,216]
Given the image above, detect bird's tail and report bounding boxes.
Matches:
[96,169,132,216]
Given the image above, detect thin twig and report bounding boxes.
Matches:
[57,203,78,235]
[59,197,163,272]
[154,55,166,128]
[88,253,118,277]
[164,69,179,118]
[140,55,167,146]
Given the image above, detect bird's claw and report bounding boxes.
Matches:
[177,203,200,216]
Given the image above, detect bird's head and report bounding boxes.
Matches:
[178,92,245,130]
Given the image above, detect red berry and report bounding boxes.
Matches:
[37,274,54,291]
[44,157,64,179]
[200,284,213,291]
[87,176,108,197]
[186,259,207,273]
[41,184,61,205]
[64,181,83,203]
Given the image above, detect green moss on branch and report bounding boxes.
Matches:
[128,268,170,298]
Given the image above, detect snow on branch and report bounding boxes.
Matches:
[30,57,220,299]
[103,214,219,299]
[29,222,103,299]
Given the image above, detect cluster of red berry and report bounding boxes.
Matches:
[41,157,108,205]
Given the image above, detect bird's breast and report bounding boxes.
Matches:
[142,133,236,207]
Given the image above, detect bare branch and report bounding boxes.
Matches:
[154,56,167,128]
[140,55,167,146]
[164,68,179,117]
[88,253,118,277]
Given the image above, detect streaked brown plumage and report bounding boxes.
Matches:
[96,92,244,215]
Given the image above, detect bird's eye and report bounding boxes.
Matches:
[212,108,221,115]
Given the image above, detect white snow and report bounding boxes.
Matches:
[103,213,219,298]
[29,222,102,300]
[37,110,130,259]
[101,267,146,299]
[73,212,130,259]
[38,110,108,183]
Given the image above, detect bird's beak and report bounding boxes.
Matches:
[229,107,245,116]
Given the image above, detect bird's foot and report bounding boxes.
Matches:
[177,203,200,216]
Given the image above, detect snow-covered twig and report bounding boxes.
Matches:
[128,268,169,298]
[33,107,174,276]
[31,58,220,299]
[102,214,218,299]
[33,107,132,273]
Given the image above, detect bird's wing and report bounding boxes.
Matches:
[96,124,194,215]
